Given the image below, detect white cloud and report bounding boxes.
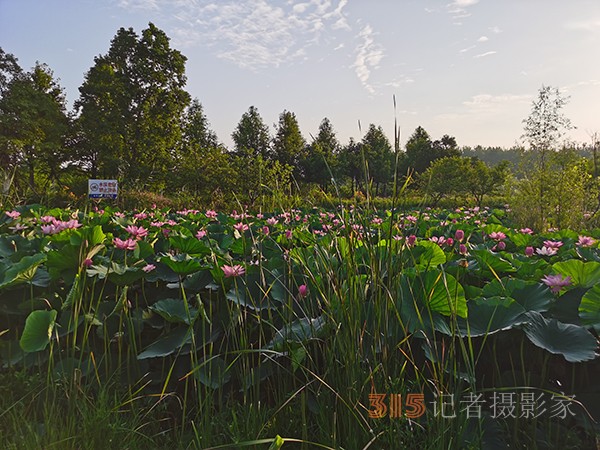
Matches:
[463,93,530,109]
[565,18,600,31]
[117,0,351,70]
[385,76,415,88]
[449,0,479,7]
[459,45,475,53]
[353,23,384,94]
[578,79,600,86]
[446,0,478,22]
[488,26,502,34]
[293,2,310,13]
[477,35,488,42]
[473,51,497,58]
[116,0,159,11]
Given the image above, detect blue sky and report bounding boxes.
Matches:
[2,0,600,150]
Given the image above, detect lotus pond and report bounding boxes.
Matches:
[0,204,599,448]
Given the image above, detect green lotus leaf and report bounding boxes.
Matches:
[458,296,527,337]
[20,309,57,353]
[579,284,600,331]
[522,311,598,362]
[137,326,193,359]
[552,259,600,288]
[149,298,198,325]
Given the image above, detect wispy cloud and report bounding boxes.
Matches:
[565,18,600,31]
[488,26,502,34]
[459,45,476,53]
[463,93,530,110]
[446,0,478,21]
[562,79,600,93]
[384,76,415,88]
[477,35,488,42]
[449,0,479,7]
[117,0,350,70]
[353,23,384,94]
[116,0,159,11]
[474,51,497,58]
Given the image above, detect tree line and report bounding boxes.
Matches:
[0,23,545,208]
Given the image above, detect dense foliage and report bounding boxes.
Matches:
[1,204,599,447]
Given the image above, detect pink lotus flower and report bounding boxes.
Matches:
[206,210,218,219]
[83,258,93,267]
[133,212,148,220]
[520,228,534,235]
[536,246,558,256]
[459,244,468,255]
[407,235,417,247]
[40,215,55,224]
[543,240,563,249]
[430,236,447,245]
[262,226,270,235]
[488,231,506,241]
[298,284,308,297]
[285,230,293,239]
[541,274,572,294]
[525,246,534,257]
[577,236,596,247]
[41,224,59,235]
[267,217,278,226]
[142,264,156,273]
[125,225,148,240]
[455,229,465,242]
[495,241,506,251]
[5,210,20,219]
[222,264,245,278]
[196,229,207,239]
[113,237,137,251]
[234,222,249,232]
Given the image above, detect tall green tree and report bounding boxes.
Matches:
[432,134,460,160]
[361,124,394,196]
[181,98,218,149]
[338,138,363,194]
[301,117,340,191]
[0,48,22,94]
[465,158,509,207]
[76,23,190,189]
[272,110,306,180]
[171,99,234,202]
[0,60,69,196]
[0,48,23,198]
[231,106,271,159]
[405,126,433,173]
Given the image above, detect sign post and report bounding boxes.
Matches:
[88,179,118,200]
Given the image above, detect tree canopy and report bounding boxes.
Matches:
[75,23,190,190]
